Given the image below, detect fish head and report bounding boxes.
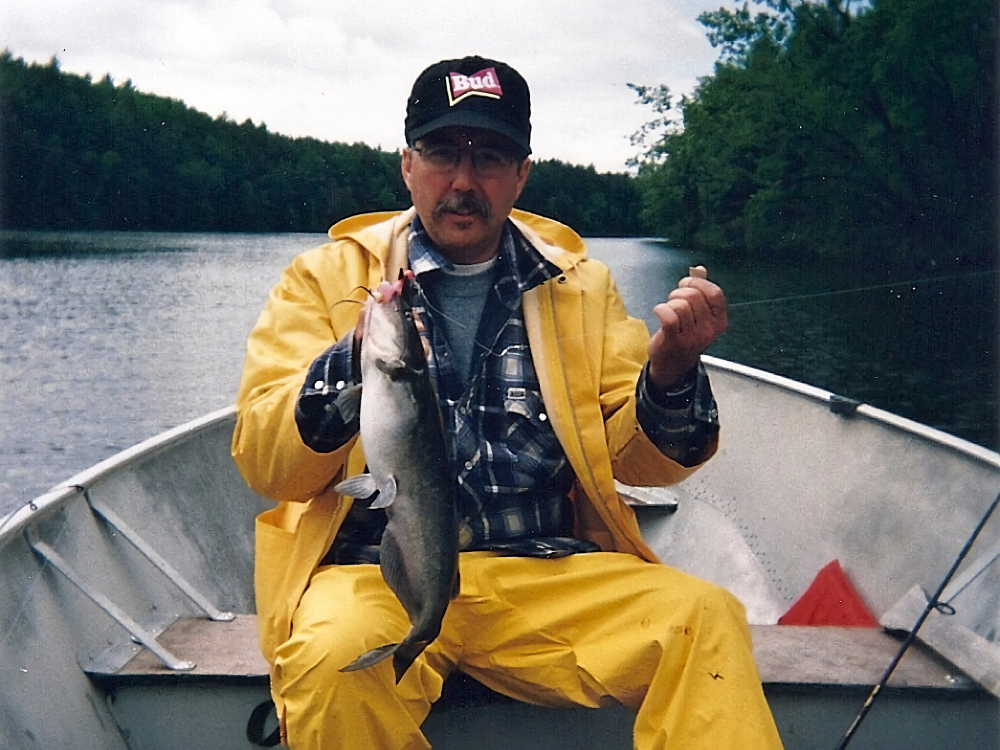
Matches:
[362,272,424,370]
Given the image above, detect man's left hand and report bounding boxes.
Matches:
[647,266,728,389]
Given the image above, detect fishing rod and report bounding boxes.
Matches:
[727,269,995,309]
[833,489,1000,750]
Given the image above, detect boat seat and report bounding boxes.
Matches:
[89,615,995,750]
[101,614,968,689]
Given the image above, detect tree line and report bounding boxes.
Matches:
[0,51,643,237]
[4,0,994,264]
[631,0,996,266]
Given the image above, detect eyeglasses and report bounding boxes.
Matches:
[412,143,521,179]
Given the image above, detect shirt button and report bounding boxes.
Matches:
[335,380,346,389]
[464,460,474,471]
[314,380,324,389]
[539,412,548,422]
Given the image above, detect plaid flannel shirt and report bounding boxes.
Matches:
[296,218,719,561]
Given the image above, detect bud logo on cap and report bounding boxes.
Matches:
[447,67,503,106]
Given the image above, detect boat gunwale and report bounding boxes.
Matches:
[3,357,998,546]
[702,355,1000,469]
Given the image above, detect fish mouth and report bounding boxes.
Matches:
[374,270,417,305]
[433,194,492,222]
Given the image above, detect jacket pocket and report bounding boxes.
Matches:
[254,509,299,666]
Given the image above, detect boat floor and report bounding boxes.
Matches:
[88,615,998,750]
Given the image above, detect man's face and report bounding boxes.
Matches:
[401,127,531,264]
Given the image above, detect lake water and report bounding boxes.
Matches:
[1,230,996,517]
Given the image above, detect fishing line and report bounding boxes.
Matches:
[413,286,508,358]
[727,269,995,309]
[833,489,1000,750]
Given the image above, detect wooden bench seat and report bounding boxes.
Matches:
[89,615,996,750]
[111,615,269,684]
[105,614,970,692]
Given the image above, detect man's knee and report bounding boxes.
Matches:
[275,618,364,689]
[691,576,747,618]
[641,566,751,640]
[276,567,411,690]
[671,576,755,660]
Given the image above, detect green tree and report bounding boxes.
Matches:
[631,0,997,264]
[1,51,643,239]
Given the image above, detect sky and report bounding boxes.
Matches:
[2,0,742,174]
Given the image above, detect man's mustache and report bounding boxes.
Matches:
[433,194,492,221]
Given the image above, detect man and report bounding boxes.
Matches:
[233,56,782,749]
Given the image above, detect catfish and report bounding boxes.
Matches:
[335,272,460,684]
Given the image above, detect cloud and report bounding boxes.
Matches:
[2,0,734,171]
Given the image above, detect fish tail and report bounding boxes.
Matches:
[339,640,426,684]
[392,641,427,684]
[339,642,401,673]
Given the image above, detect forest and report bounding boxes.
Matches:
[0,51,642,237]
[631,0,996,264]
[1,0,995,261]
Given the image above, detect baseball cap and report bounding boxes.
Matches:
[405,56,531,154]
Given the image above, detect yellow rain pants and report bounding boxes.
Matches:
[274,551,783,749]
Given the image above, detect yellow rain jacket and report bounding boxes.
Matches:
[232,208,717,709]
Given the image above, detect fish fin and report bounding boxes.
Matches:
[334,473,378,500]
[367,475,397,509]
[375,357,410,381]
[334,383,363,422]
[341,639,425,683]
[339,643,401,673]
[392,642,426,684]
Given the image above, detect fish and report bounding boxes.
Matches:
[334,271,460,684]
